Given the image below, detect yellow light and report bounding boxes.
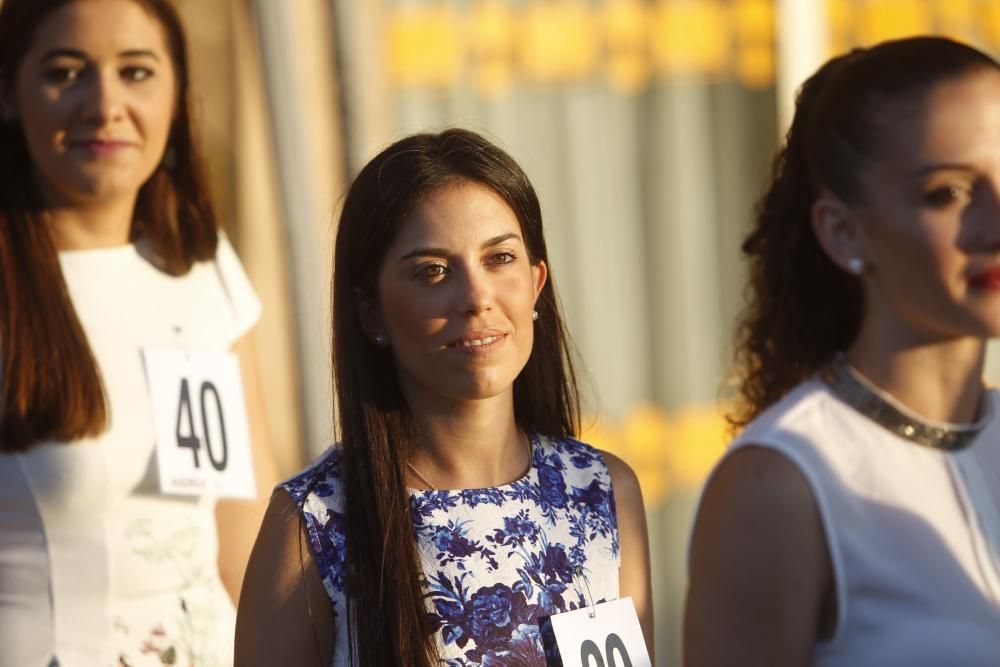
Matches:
[470,0,517,98]
[856,0,932,45]
[581,403,730,507]
[520,1,601,82]
[932,0,976,40]
[650,0,731,79]
[733,0,775,88]
[826,0,855,55]
[985,0,1000,51]
[386,6,464,88]
[603,0,652,94]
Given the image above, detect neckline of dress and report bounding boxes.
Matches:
[406,433,541,495]
[820,355,993,452]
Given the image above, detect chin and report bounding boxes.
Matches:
[449,374,518,401]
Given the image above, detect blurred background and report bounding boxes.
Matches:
[170,0,1000,663]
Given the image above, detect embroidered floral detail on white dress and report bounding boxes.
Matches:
[282,435,621,666]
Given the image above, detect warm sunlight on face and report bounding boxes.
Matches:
[855,69,1000,343]
[375,181,547,408]
[14,0,176,208]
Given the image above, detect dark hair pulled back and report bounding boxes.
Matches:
[731,36,999,429]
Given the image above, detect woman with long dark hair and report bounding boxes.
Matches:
[0,0,277,665]
[685,37,1000,665]
[236,128,653,666]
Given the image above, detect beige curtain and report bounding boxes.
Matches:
[178,0,327,477]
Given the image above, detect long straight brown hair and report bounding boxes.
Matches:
[332,128,581,665]
[0,0,218,451]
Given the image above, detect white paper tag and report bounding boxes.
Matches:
[549,597,651,667]
[143,348,256,499]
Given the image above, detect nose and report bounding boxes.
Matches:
[456,264,494,316]
[80,69,125,125]
[971,178,1000,251]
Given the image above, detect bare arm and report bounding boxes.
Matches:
[235,488,334,666]
[601,450,655,662]
[216,331,282,603]
[684,446,834,667]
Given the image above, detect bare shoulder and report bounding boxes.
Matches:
[256,487,304,557]
[685,445,831,666]
[598,449,644,508]
[691,444,827,574]
[596,449,654,658]
[697,445,819,528]
[235,488,334,666]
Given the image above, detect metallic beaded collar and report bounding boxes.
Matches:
[820,356,989,452]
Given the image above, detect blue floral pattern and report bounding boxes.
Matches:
[282,435,620,666]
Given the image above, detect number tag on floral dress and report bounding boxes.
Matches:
[143,348,256,498]
[549,597,651,667]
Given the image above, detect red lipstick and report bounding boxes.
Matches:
[969,266,1000,290]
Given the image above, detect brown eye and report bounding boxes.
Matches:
[923,184,970,208]
[121,66,154,82]
[488,251,516,266]
[414,263,448,282]
[43,66,82,85]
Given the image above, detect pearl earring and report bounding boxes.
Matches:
[374,335,387,347]
[847,257,865,275]
[532,310,539,321]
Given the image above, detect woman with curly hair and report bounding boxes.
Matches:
[236,128,653,666]
[686,37,1000,665]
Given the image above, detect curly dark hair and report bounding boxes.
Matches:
[730,36,999,429]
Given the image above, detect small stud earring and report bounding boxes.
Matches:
[846,257,865,275]
[532,310,539,321]
[374,335,387,347]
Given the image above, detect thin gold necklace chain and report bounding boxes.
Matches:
[406,435,533,491]
[406,461,437,491]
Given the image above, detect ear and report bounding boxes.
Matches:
[531,260,548,304]
[810,194,868,275]
[353,288,386,344]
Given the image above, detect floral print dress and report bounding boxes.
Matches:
[282,435,621,666]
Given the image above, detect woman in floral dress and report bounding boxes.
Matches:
[236,129,653,666]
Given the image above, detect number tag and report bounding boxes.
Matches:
[549,597,651,667]
[143,348,257,499]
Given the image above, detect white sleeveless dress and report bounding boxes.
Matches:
[715,378,1000,665]
[0,237,260,667]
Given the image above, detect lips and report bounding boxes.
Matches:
[969,266,1000,290]
[68,139,133,156]
[445,330,509,351]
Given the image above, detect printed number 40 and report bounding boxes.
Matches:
[175,378,229,471]
[581,632,633,667]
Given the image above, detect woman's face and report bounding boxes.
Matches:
[372,181,547,408]
[11,0,176,208]
[854,69,1000,343]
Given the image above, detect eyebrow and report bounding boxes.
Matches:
[40,48,162,63]
[914,162,977,176]
[397,232,522,262]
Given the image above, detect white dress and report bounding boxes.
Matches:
[712,377,1000,665]
[0,237,260,667]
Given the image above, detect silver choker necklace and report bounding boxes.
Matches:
[820,356,988,452]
